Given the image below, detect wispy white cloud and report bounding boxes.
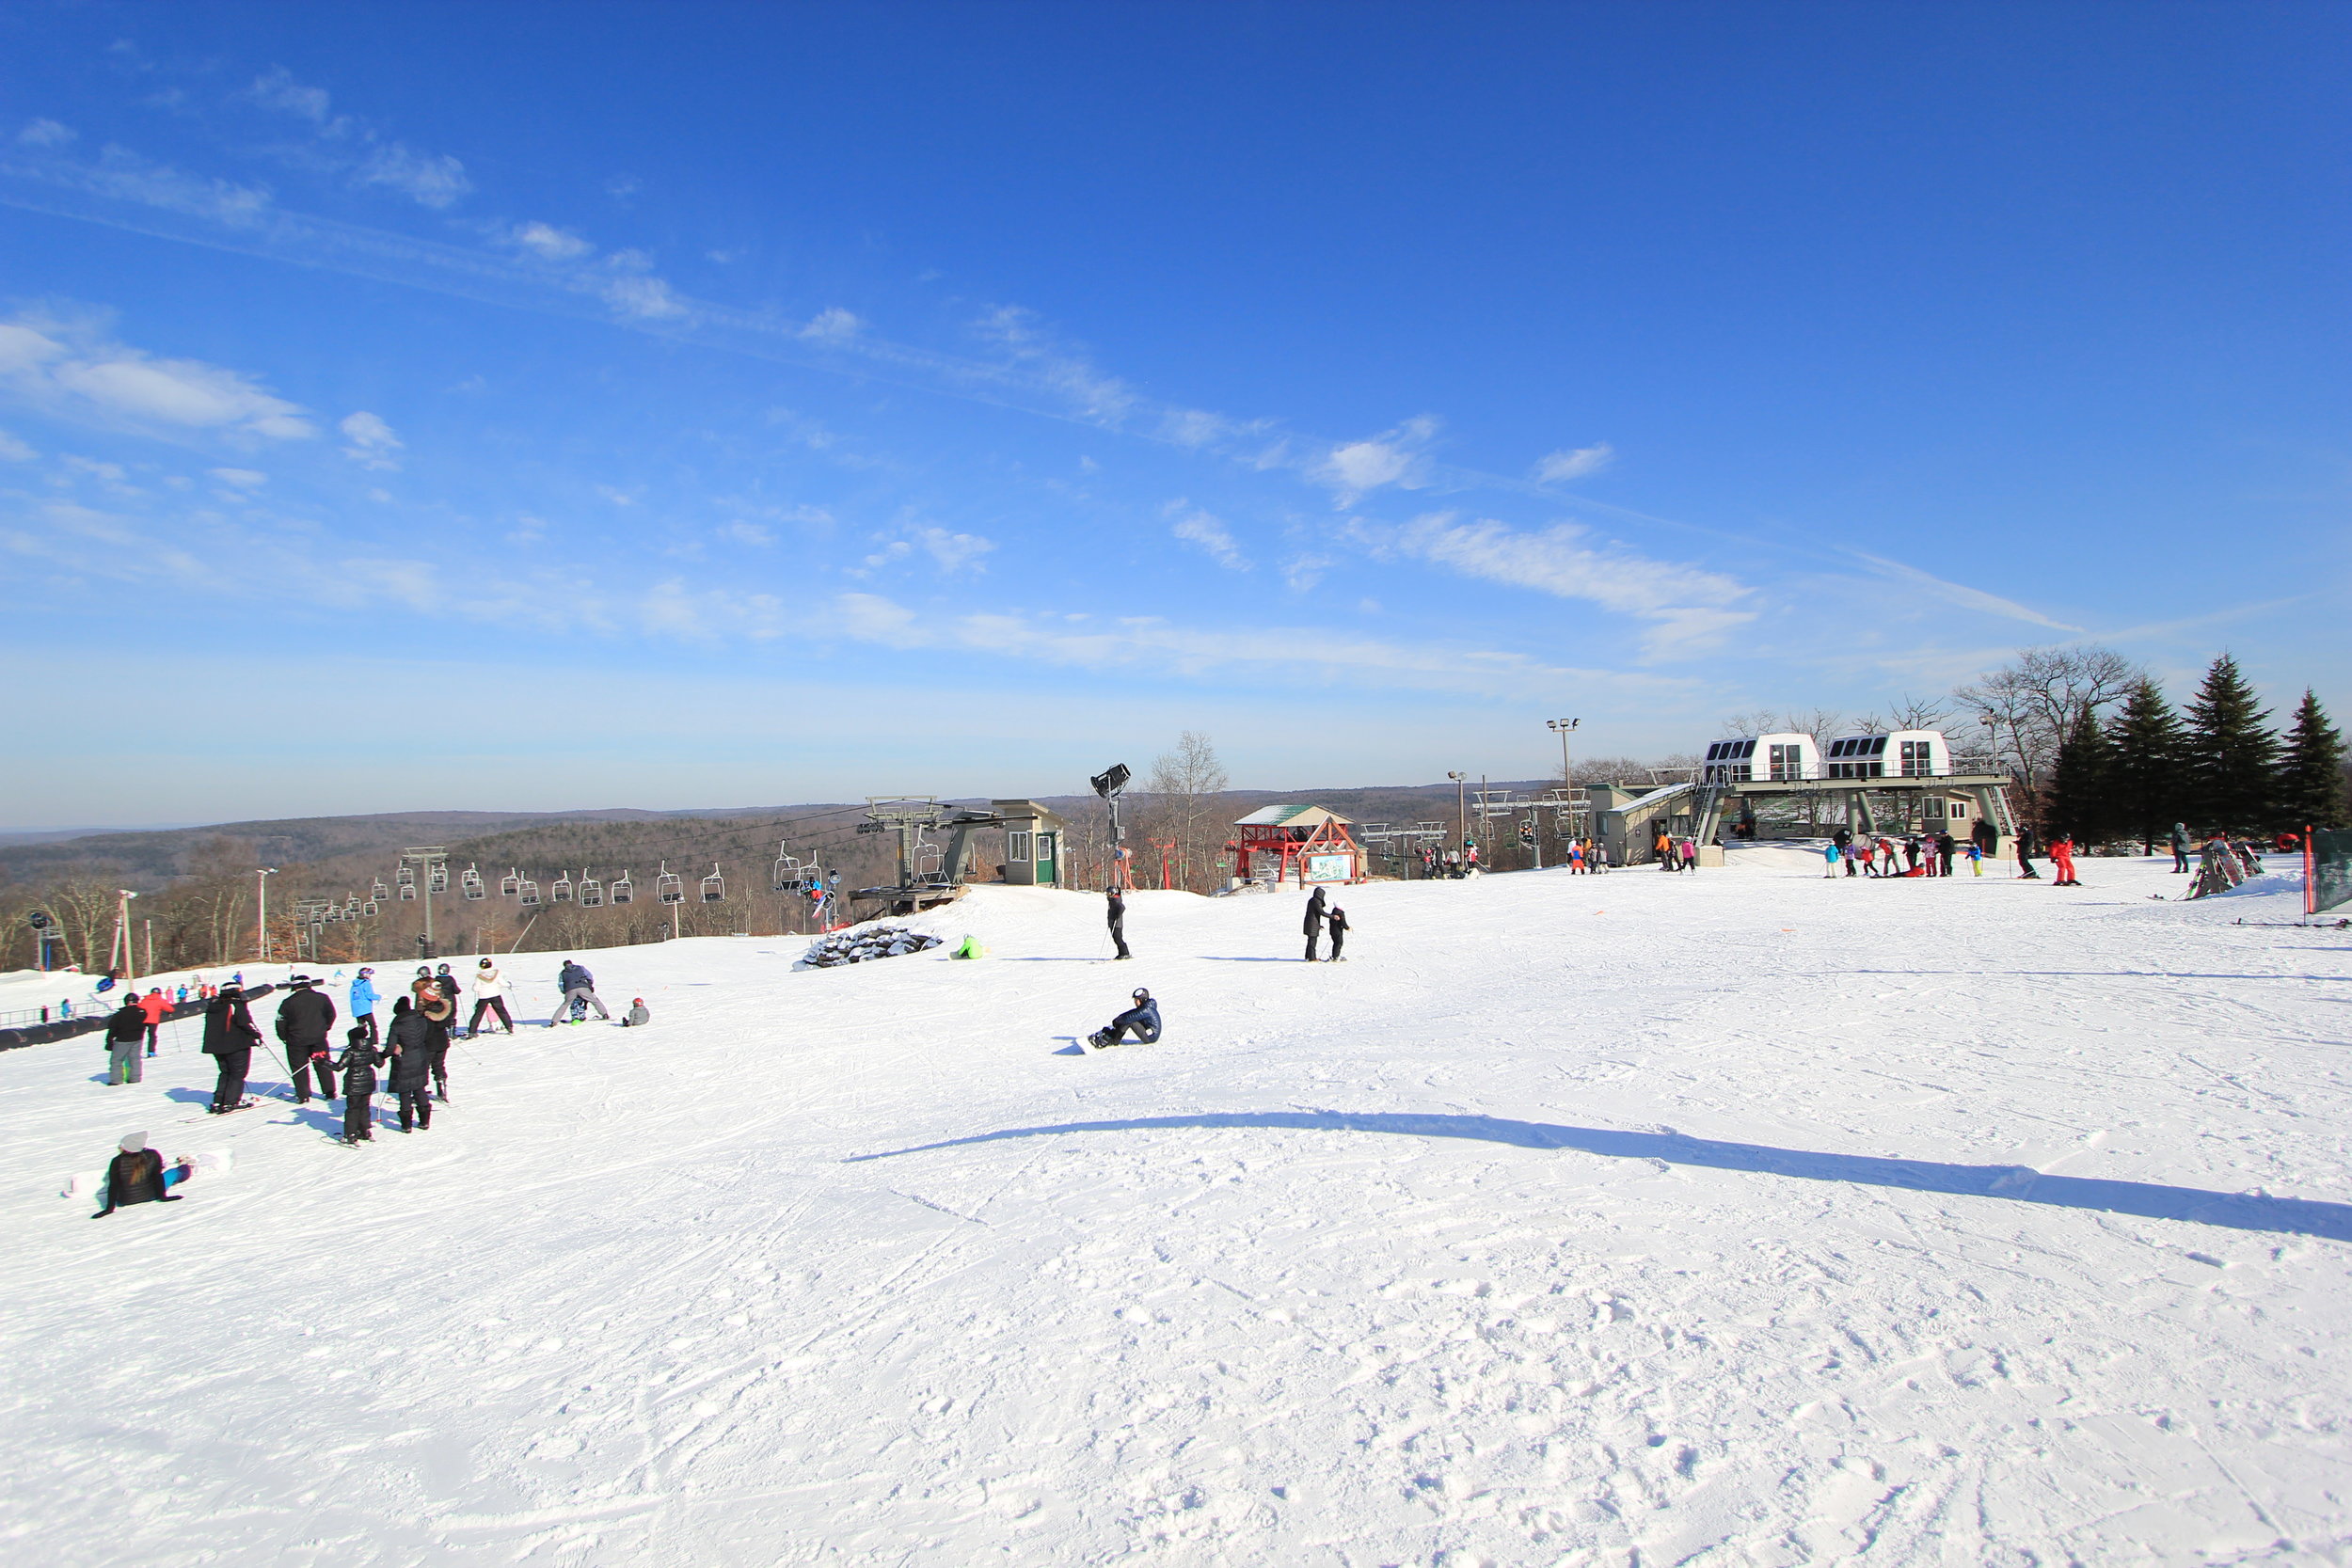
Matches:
[338,410,402,469]
[1313,417,1438,506]
[1166,500,1248,570]
[1379,512,1755,657]
[505,221,593,261]
[17,119,76,149]
[800,307,861,342]
[357,142,470,208]
[246,69,340,130]
[720,520,772,546]
[597,251,687,320]
[973,306,1136,423]
[0,309,316,442]
[1534,443,1613,483]
[916,527,993,574]
[1282,553,1332,593]
[0,429,34,461]
[1847,551,2084,632]
[208,467,267,488]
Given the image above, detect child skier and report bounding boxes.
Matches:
[330,1022,385,1144]
[1326,905,1350,960]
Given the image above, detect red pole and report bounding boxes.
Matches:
[2307,825,2317,918]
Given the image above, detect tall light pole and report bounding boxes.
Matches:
[1549,717,1581,847]
[1447,771,1467,860]
[255,868,277,963]
[113,889,139,985]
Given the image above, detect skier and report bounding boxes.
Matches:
[384,997,434,1132]
[467,958,516,1037]
[622,997,652,1026]
[2170,822,2191,874]
[2049,832,2081,887]
[1821,842,1840,879]
[89,1132,193,1218]
[329,1022,384,1144]
[1105,887,1131,960]
[1965,840,1984,876]
[1089,987,1162,1049]
[348,966,381,1043]
[548,958,611,1024]
[1326,904,1350,961]
[1655,828,1674,870]
[411,973,454,1101]
[433,963,462,1025]
[136,988,168,1056]
[1302,886,1327,961]
[1935,830,1957,877]
[274,974,339,1105]
[103,995,147,1085]
[2014,826,2041,879]
[201,984,262,1114]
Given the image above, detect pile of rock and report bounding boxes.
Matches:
[798,924,944,969]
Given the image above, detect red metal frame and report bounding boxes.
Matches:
[1227,813,1364,886]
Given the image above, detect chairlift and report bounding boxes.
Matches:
[342,896,360,920]
[701,863,726,903]
[551,871,574,904]
[611,869,634,905]
[580,871,605,908]
[362,898,380,918]
[429,863,449,894]
[461,863,485,901]
[399,882,416,902]
[372,878,389,900]
[500,867,521,898]
[518,879,541,908]
[396,865,416,889]
[655,862,684,905]
[772,848,803,893]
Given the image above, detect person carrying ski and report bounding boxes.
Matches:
[330,1022,384,1144]
[385,997,434,1132]
[548,959,611,1024]
[201,985,262,1114]
[1105,887,1131,960]
[90,1132,192,1218]
[104,996,147,1085]
[1089,988,1162,1049]
[274,974,339,1104]
[348,967,380,1043]
[1326,904,1350,960]
[1302,886,1327,961]
[468,958,516,1037]
[136,988,168,1056]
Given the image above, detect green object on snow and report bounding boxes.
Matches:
[952,935,989,960]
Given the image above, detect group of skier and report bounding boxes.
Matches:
[1820,825,1980,878]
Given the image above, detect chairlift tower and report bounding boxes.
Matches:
[398,847,449,960]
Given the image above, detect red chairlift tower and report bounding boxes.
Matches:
[1225,804,1364,888]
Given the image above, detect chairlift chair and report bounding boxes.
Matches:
[611,869,634,905]
[772,848,802,894]
[362,898,380,917]
[701,863,725,903]
[399,882,416,902]
[396,865,415,889]
[429,863,449,894]
[518,879,541,908]
[580,872,605,908]
[500,868,521,898]
[551,871,574,904]
[655,862,684,905]
[461,863,485,901]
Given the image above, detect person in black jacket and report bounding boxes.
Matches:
[1326,904,1350,962]
[329,1022,385,1144]
[202,985,262,1113]
[274,974,339,1104]
[1105,888,1131,960]
[385,997,434,1132]
[105,997,148,1085]
[412,972,455,1101]
[92,1132,191,1217]
[1089,988,1163,1049]
[1302,886,1327,961]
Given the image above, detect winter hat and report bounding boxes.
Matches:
[119,1132,145,1153]
[479,958,494,968]
[289,974,315,988]
[1132,988,1151,1001]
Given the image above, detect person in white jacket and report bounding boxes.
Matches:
[466,958,516,1037]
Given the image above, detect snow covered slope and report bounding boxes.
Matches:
[4,859,2349,1564]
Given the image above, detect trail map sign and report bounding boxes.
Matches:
[2310,830,2352,916]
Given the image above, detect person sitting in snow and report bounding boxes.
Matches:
[622,998,651,1027]
[92,1132,193,1218]
[1089,988,1162,1049]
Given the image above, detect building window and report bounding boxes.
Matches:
[1008,832,1032,862]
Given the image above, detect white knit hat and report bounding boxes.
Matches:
[119,1132,146,1153]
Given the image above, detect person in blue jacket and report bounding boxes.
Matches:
[1089,988,1162,1049]
[348,967,381,1043]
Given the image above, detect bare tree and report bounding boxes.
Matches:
[1954,644,2138,796]
[1143,731,1232,891]
[1874,693,1954,734]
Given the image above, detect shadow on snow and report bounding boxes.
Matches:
[846,1110,2352,1243]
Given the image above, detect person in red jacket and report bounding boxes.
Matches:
[136,988,169,1057]
[2048,832,2081,886]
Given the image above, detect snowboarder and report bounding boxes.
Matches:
[622,998,651,1026]
[467,958,515,1037]
[548,959,611,1024]
[329,1022,384,1144]
[136,988,168,1056]
[1089,988,1162,1049]
[1326,904,1350,960]
[201,985,262,1114]
[274,974,339,1104]
[1105,888,1131,960]
[385,997,434,1132]
[348,967,380,1043]
[90,1132,192,1218]
[104,996,147,1085]
[1302,886,1327,961]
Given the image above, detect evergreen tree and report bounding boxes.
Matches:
[2106,677,2186,853]
[2182,653,2280,832]
[2046,705,2119,844]
[2280,689,2348,831]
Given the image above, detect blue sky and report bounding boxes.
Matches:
[2,1,2345,827]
